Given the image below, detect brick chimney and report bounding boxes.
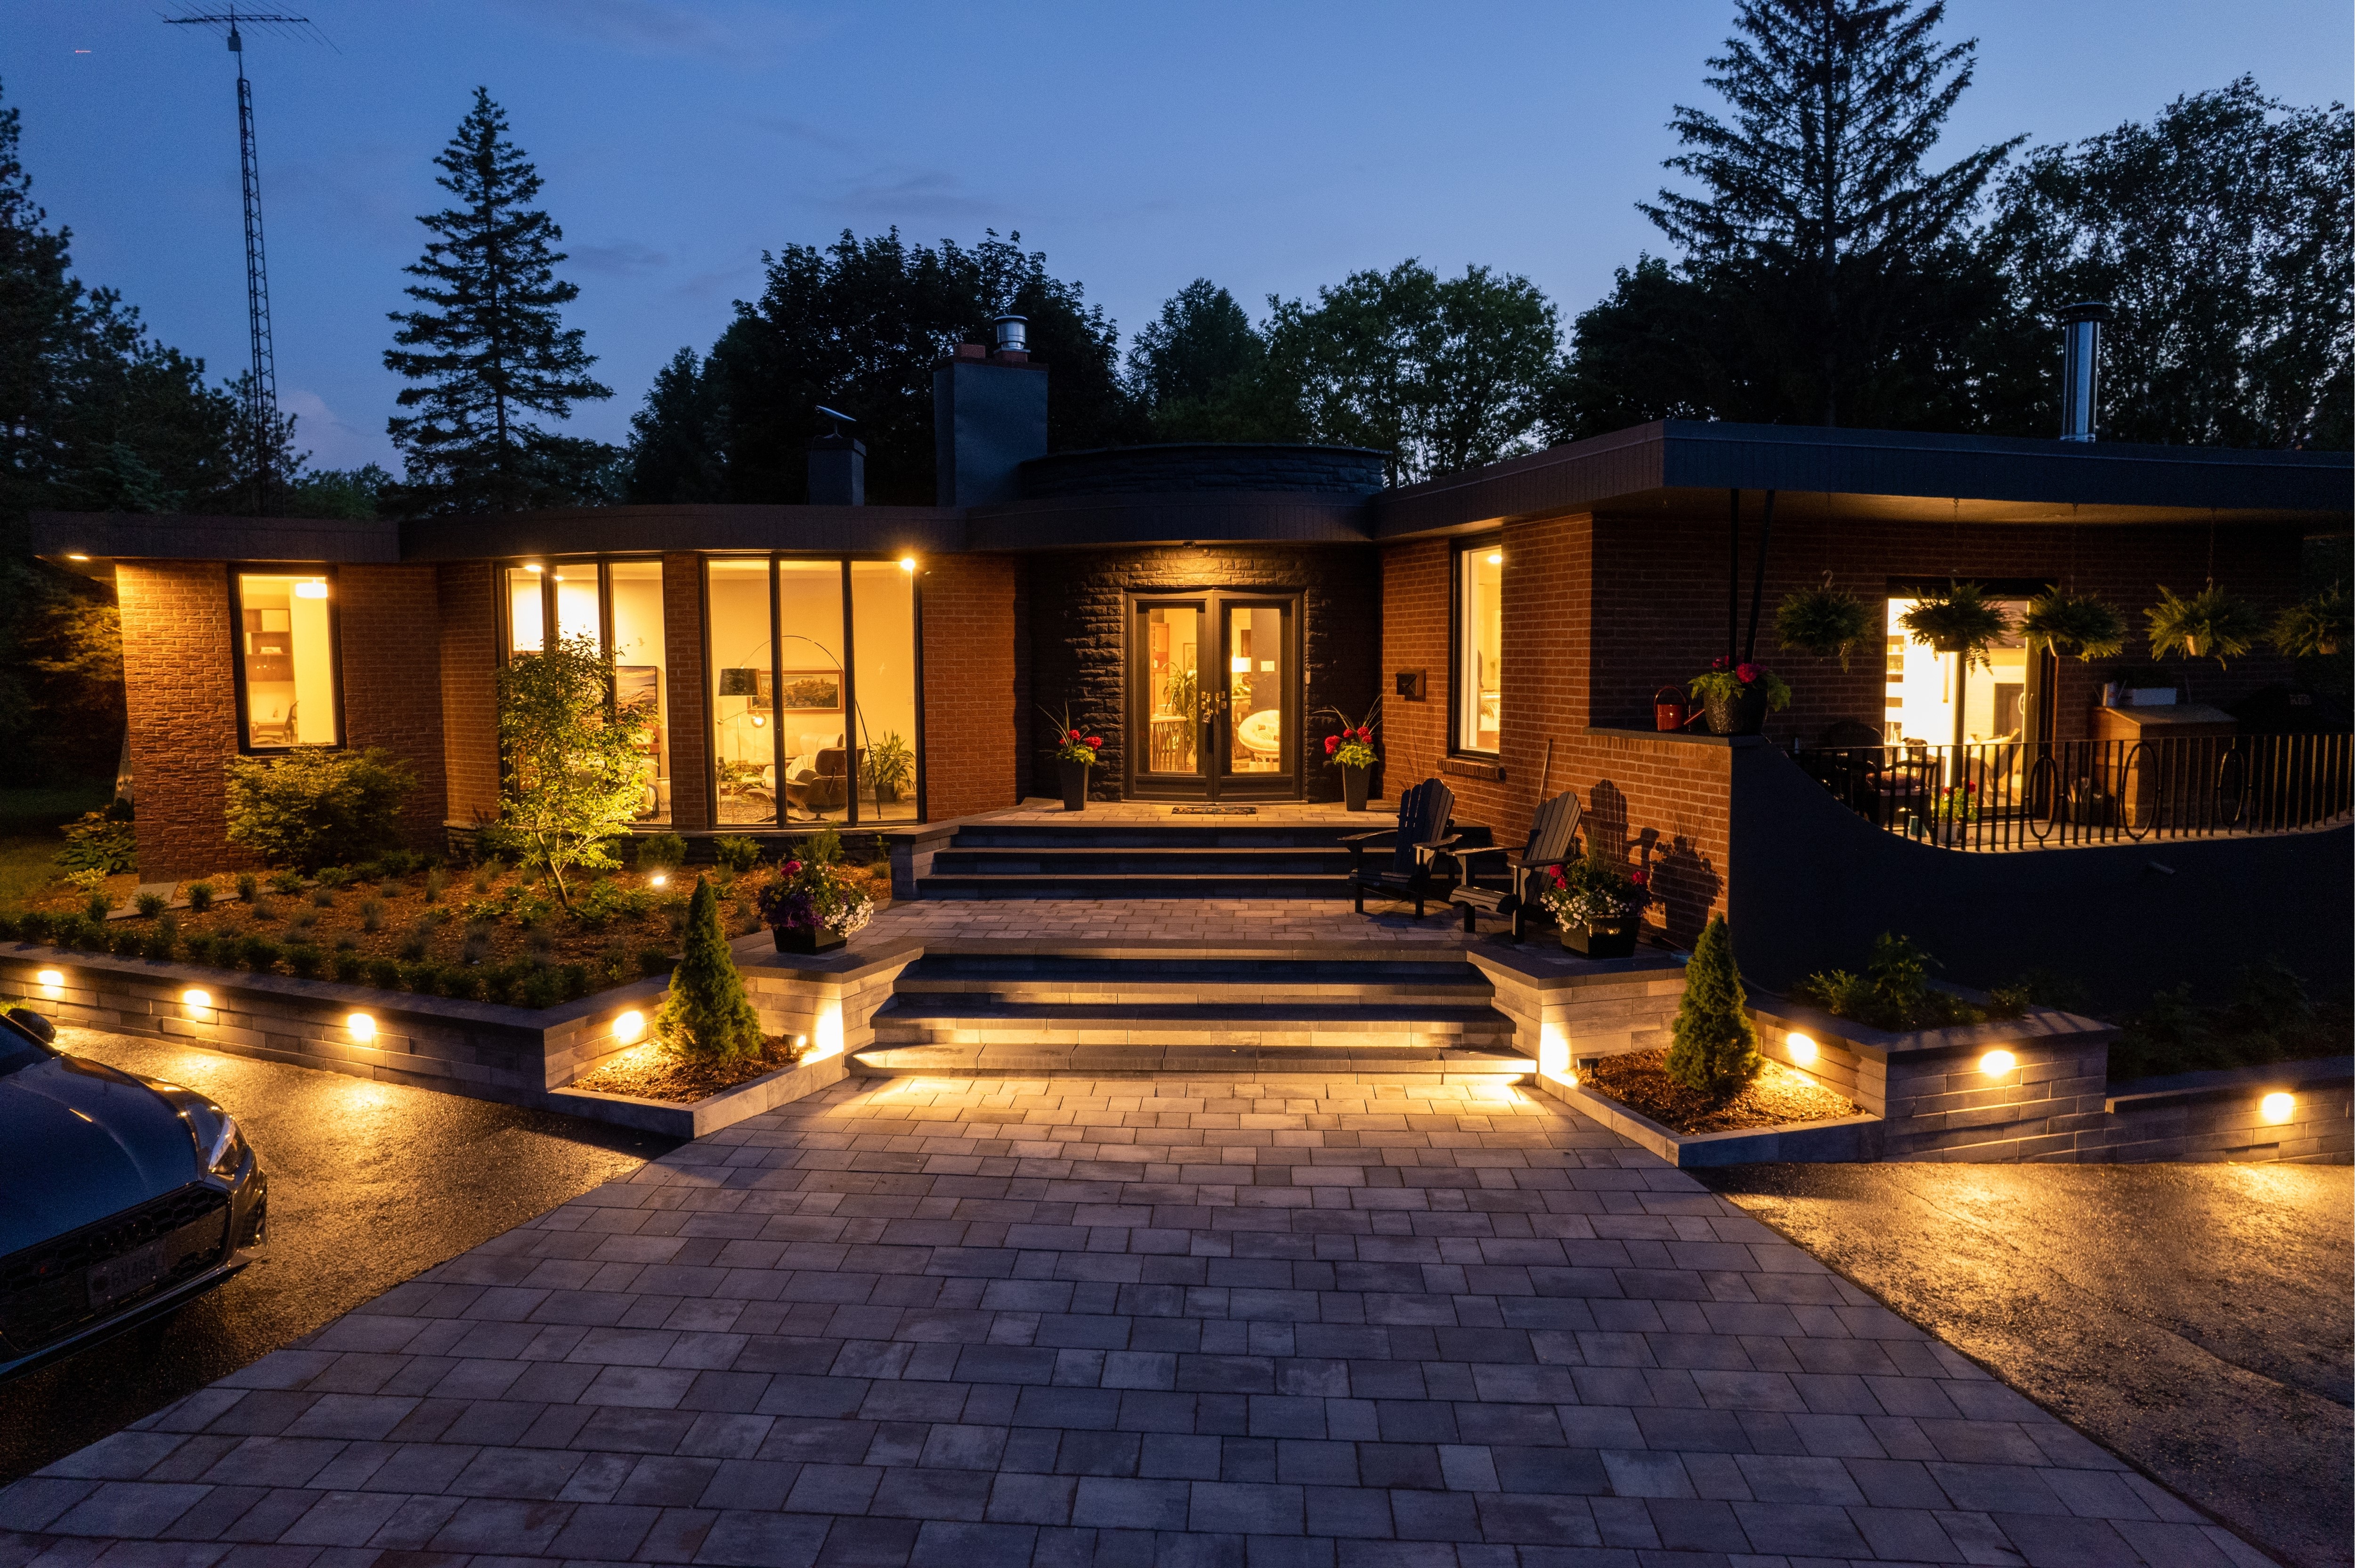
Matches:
[933,315,1048,506]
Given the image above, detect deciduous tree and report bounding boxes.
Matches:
[492,632,649,911]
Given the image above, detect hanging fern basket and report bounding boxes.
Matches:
[1898,582,2013,665]
[2145,584,2264,668]
[1774,579,1876,671]
[2020,588,2127,662]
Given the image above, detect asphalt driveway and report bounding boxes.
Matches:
[1,1027,676,1481]
[1696,1161,2354,1568]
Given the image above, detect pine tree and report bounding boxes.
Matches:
[654,876,764,1062]
[385,88,612,514]
[1637,0,2022,427]
[1665,915,1763,1099]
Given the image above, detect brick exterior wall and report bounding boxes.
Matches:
[437,562,499,829]
[661,554,709,831]
[920,553,1019,819]
[1026,545,1382,802]
[119,562,254,878]
[337,565,447,850]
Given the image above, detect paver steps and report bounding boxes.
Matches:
[913,817,1486,900]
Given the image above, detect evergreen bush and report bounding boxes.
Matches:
[224,748,418,871]
[1664,915,1762,1099]
[654,876,764,1061]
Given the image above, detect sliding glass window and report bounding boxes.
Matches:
[708,559,777,826]
[499,558,671,824]
[851,561,919,823]
[1455,539,1502,753]
[234,570,341,749]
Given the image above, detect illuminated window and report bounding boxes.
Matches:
[608,562,670,825]
[1456,541,1502,753]
[235,571,339,748]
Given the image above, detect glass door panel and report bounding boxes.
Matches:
[1222,602,1291,782]
[1141,604,1206,779]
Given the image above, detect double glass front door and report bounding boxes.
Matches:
[1132,593,1297,799]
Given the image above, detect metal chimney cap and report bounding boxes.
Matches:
[992,314,1028,353]
[2057,300,2114,323]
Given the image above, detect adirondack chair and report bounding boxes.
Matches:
[1344,777,1457,917]
[1447,790,1583,938]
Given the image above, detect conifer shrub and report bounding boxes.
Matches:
[1664,915,1762,1099]
[655,876,764,1061]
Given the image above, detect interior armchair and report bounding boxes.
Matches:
[785,745,862,820]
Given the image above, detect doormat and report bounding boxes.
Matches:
[1171,805,1258,815]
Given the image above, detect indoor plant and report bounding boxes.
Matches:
[1898,581,2012,666]
[1686,658,1792,736]
[1539,848,1649,958]
[1318,702,1381,811]
[1039,704,1102,811]
[755,831,874,954]
[2019,587,2127,661]
[1773,576,1876,669]
[861,730,915,805]
[2145,582,2264,667]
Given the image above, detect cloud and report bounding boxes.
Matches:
[279,387,383,469]
[812,167,1017,227]
[571,240,671,276]
[488,0,819,64]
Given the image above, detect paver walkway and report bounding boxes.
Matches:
[2,1075,2267,1568]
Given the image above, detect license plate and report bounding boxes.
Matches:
[86,1241,162,1310]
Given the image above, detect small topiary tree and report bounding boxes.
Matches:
[1665,914,1762,1099]
[654,876,763,1062]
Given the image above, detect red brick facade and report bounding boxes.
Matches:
[660,554,709,832]
[336,564,447,849]
[119,562,256,878]
[921,553,1019,819]
[436,562,498,827]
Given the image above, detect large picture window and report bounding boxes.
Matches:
[235,571,340,749]
[704,557,923,828]
[499,558,671,823]
[1455,540,1502,753]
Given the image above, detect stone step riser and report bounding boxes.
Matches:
[850,1058,1528,1080]
[931,853,1356,874]
[949,828,1382,849]
[870,1024,1516,1049]
[892,984,1495,1005]
[914,876,1351,900]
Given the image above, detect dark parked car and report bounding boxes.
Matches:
[0,1007,267,1380]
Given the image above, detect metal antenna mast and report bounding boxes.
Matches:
[164,6,332,513]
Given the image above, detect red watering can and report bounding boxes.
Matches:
[1653,687,1691,732]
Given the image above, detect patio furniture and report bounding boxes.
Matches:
[1447,789,1583,938]
[1344,776,1456,917]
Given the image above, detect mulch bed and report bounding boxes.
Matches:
[1579,1047,1861,1135]
[571,1036,807,1102]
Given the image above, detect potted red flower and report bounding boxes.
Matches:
[1039,704,1102,811]
[1538,850,1650,958]
[1686,657,1792,736]
[1317,702,1380,811]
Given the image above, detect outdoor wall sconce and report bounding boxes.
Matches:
[36,969,63,989]
[295,580,329,599]
[523,563,544,573]
[1486,550,1502,566]
[181,988,213,1013]
[899,556,917,572]
[614,1010,646,1044]
[347,1012,376,1041]
[2260,1091,2295,1124]
[1979,1049,2016,1077]
[1786,1032,1818,1065]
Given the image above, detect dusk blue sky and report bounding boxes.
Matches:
[7,1,2349,472]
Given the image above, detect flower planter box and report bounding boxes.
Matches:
[1704,687,1768,736]
[1341,766,1370,811]
[772,925,846,955]
[1561,919,1637,959]
[1059,759,1088,811]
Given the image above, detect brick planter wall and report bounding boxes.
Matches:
[1023,544,1381,801]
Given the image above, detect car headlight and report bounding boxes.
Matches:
[202,1112,250,1179]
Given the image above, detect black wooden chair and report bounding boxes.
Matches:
[1344,777,1456,917]
[1447,789,1583,938]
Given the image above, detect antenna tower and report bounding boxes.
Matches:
[164,6,331,513]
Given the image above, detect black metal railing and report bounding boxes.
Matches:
[1797,735,2354,851]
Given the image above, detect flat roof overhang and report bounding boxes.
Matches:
[1373,420,2354,538]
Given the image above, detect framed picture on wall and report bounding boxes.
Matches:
[778,670,843,711]
[615,664,661,716]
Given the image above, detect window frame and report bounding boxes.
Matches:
[228,564,348,754]
[492,555,672,822]
[1449,533,1505,757]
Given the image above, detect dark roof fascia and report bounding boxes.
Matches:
[29,510,401,564]
[1372,420,2355,539]
[964,492,1372,551]
[394,505,966,561]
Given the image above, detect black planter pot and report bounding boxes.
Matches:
[1704,687,1768,736]
[1561,918,1638,959]
[773,925,845,955]
[1059,759,1089,811]
[1341,766,1370,812]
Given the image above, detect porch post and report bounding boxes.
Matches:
[1727,489,1740,665]
[1743,490,1777,664]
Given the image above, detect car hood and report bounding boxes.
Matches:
[0,1056,199,1256]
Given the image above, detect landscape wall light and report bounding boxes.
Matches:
[1786,1032,1818,1065]
[182,988,213,1013]
[811,1002,844,1061]
[347,1012,376,1041]
[2260,1091,2295,1124]
[36,969,64,989]
[1979,1049,2016,1077]
[614,1010,646,1044]
[1537,1024,1569,1081]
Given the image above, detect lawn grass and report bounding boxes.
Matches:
[0,780,113,909]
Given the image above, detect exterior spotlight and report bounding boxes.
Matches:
[347,1012,377,1041]
[2260,1091,2294,1124]
[1486,551,1502,566]
[36,969,64,988]
[899,556,916,572]
[294,580,329,599]
[1786,1032,1818,1065]
[1979,1049,2016,1077]
[182,988,213,1011]
[614,1010,646,1044]
[524,563,544,573]
[1537,1025,1569,1082]
[648,872,667,889]
[66,553,90,562]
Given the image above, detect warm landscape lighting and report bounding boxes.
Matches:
[295,580,329,599]
[1537,1025,1569,1081]
[1786,1032,1818,1065]
[346,1012,376,1041]
[1979,1049,2016,1077]
[36,969,63,988]
[614,1010,646,1044]
[2260,1091,2295,1124]
[648,872,667,888]
[899,556,916,572]
[182,988,212,1010]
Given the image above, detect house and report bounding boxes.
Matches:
[33,320,2352,1004]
